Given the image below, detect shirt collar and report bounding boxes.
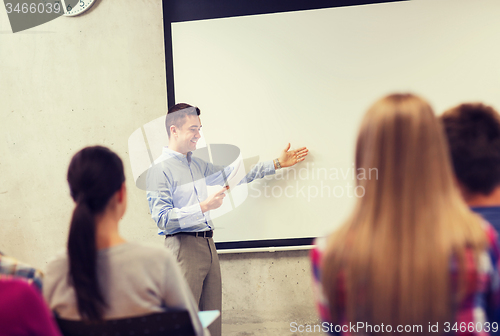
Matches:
[162,147,192,164]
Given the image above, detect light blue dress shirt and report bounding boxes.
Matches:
[147,147,275,235]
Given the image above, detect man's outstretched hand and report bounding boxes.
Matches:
[278,143,309,168]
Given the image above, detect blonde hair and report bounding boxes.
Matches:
[321,94,487,334]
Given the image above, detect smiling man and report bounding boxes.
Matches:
[146,103,308,336]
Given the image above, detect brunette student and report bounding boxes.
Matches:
[311,94,500,335]
[43,146,209,336]
[440,103,500,233]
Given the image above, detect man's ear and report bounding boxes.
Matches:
[170,125,177,137]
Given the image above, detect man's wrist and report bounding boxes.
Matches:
[274,158,282,170]
[200,202,208,213]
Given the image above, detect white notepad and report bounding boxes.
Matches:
[225,156,245,190]
[198,310,220,328]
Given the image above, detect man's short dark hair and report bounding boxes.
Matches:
[441,103,500,195]
[165,103,201,138]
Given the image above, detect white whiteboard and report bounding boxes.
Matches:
[167,0,500,244]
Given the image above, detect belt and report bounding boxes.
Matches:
[165,230,213,238]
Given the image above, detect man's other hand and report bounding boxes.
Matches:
[200,186,229,213]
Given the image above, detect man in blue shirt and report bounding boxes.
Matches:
[147,103,308,336]
[440,103,500,234]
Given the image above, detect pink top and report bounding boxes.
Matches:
[0,278,62,336]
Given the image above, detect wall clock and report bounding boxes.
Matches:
[62,0,97,16]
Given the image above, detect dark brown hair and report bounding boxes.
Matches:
[67,146,125,321]
[165,103,201,138]
[441,103,500,195]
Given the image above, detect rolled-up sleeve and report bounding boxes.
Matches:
[241,160,276,184]
[147,189,204,232]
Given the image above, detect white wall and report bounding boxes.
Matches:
[0,0,168,265]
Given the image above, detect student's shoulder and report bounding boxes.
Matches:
[0,278,40,301]
[311,229,347,268]
[45,250,68,270]
[479,220,500,261]
[0,253,37,273]
[480,220,499,247]
[311,236,330,270]
[40,251,68,298]
[312,235,331,256]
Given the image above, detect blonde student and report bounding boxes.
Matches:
[311,94,500,335]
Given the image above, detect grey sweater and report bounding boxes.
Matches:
[43,242,209,336]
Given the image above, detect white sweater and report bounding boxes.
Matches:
[43,242,209,336]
